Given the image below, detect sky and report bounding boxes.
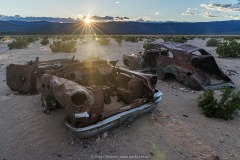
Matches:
[1,0,240,22]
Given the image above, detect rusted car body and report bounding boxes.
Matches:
[6,56,78,93]
[6,59,162,138]
[40,60,162,138]
[123,42,234,90]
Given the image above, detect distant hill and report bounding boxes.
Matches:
[0,20,240,35]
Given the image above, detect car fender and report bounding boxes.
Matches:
[162,65,203,90]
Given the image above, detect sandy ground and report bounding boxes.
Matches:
[0,37,240,160]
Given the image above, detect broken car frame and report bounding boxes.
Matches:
[6,58,162,138]
[123,41,234,90]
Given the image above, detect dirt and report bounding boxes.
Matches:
[0,38,240,160]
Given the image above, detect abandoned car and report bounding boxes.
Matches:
[6,59,162,138]
[123,42,234,90]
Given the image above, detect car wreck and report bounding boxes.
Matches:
[123,42,234,90]
[6,58,162,138]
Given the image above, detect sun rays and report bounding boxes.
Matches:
[71,15,107,36]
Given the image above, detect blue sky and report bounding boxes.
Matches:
[1,0,240,22]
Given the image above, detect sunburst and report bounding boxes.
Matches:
[72,16,106,35]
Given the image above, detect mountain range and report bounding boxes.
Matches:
[0,20,240,35]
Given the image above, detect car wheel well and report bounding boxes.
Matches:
[123,59,130,67]
[163,73,176,80]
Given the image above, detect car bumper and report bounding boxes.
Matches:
[65,90,163,138]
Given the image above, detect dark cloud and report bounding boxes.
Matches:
[90,16,114,21]
[114,16,130,21]
[0,14,133,22]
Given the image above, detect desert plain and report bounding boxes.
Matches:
[0,36,240,160]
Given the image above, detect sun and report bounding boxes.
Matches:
[84,17,92,24]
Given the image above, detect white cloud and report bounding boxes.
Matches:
[200,12,217,18]
[155,12,160,16]
[115,2,119,4]
[200,3,240,12]
[137,16,151,22]
[182,2,240,19]
[225,14,240,19]
[181,8,198,16]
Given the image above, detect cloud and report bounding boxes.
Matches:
[182,2,240,19]
[136,16,151,22]
[154,12,160,16]
[225,14,240,19]
[200,3,240,12]
[200,12,218,18]
[90,15,114,21]
[181,8,199,16]
[114,16,130,21]
[115,2,119,4]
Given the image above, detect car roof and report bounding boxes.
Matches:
[151,41,202,53]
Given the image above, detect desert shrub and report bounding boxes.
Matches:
[143,38,155,49]
[61,36,73,41]
[223,36,240,41]
[97,37,110,46]
[40,37,49,45]
[138,36,143,41]
[216,40,240,58]
[187,36,195,40]
[50,40,76,53]
[163,36,187,43]
[206,38,220,47]
[27,36,38,43]
[114,36,124,46]
[86,54,101,61]
[8,37,29,49]
[198,88,240,120]
[124,36,138,42]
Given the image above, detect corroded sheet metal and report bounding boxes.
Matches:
[6,64,37,93]
[6,57,78,93]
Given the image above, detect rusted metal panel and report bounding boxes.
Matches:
[6,56,78,94]
[6,64,37,93]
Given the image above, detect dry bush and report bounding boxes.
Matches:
[8,37,29,49]
[198,88,240,120]
[50,40,76,53]
[216,40,240,58]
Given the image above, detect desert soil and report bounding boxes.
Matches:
[0,37,240,160]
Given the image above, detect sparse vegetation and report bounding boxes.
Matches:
[206,38,220,47]
[124,36,138,42]
[163,36,187,43]
[86,53,101,61]
[114,36,124,46]
[8,37,29,49]
[27,36,38,43]
[50,40,77,53]
[198,88,240,120]
[40,37,49,45]
[216,40,240,58]
[143,38,155,49]
[97,37,110,46]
